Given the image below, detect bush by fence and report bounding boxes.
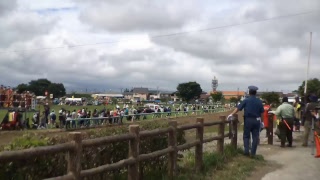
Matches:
[0,121,186,180]
[0,115,239,180]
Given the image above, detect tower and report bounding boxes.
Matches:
[212,76,218,92]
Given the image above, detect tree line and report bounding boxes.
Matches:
[176,78,320,104]
[12,77,320,101]
[15,79,66,98]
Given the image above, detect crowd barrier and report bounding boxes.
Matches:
[64,108,228,130]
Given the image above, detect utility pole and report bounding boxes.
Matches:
[304,32,313,103]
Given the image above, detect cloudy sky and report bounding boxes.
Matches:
[0,0,319,93]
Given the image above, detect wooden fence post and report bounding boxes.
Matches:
[67,132,82,180]
[128,125,140,180]
[231,114,238,149]
[168,120,177,179]
[217,116,226,153]
[267,113,274,145]
[195,117,204,172]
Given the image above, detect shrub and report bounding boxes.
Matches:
[0,121,186,180]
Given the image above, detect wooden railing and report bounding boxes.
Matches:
[0,115,239,180]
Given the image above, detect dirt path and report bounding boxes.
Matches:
[247,128,320,180]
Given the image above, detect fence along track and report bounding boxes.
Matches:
[0,114,239,180]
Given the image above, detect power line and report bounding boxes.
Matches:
[0,9,318,54]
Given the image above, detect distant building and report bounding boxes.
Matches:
[131,87,149,101]
[221,91,246,100]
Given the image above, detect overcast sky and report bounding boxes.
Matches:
[0,0,319,93]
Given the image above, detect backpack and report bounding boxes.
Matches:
[51,114,56,120]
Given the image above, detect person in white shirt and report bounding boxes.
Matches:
[71,110,76,119]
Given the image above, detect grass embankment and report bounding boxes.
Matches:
[175,145,265,180]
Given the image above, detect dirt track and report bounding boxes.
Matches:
[0,110,234,146]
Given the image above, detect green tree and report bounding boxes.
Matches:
[260,92,280,105]
[210,91,223,102]
[15,83,29,93]
[298,78,320,97]
[48,83,66,98]
[176,82,202,102]
[16,79,66,97]
[229,97,238,103]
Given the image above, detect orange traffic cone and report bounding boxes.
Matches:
[314,131,320,158]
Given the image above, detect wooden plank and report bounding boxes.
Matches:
[82,134,134,147]
[128,125,139,180]
[231,114,239,148]
[217,116,226,153]
[139,127,172,138]
[177,123,200,131]
[139,147,174,161]
[168,120,177,179]
[0,142,74,162]
[195,117,204,173]
[176,140,200,151]
[67,132,82,180]
[268,113,274,145]
[203,136,223,143]
[203,121,224,127]
[80,158,136,178]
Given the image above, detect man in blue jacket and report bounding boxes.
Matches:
[229,85,264,156]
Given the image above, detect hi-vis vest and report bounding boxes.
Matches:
[8,112,16,122]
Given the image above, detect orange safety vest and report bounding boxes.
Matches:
[263,105,271,127]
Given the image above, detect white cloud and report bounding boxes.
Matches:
[0,0,319,94]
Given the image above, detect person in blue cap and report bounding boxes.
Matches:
[229,85,264,156]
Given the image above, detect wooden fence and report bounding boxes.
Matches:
[0,115,239,180]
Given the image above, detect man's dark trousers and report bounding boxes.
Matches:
[279,118,294,146]
[243,117,260,155]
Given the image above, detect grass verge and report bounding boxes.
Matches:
[175,144,265,180]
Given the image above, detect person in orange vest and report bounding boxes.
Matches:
[262,101,272,137]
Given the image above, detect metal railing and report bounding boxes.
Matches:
[63,108,228,130]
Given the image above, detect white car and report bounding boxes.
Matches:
[144,103,163,112]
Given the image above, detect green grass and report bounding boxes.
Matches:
[116,145,265,180]
[175,145,265,180]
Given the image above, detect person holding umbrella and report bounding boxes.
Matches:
[274,97,295,147]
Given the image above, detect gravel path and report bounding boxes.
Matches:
[183,126,320,180]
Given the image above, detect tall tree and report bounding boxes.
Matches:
[176,82,202,102]
[210,91,223,102]
[229,97,238,103]
[48,83,66,98]
[298,78,320,97]
[260,92,280,105]
[15,83,29,93]
[16,79,66,97]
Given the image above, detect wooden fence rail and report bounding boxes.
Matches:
[0,115,239,180]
